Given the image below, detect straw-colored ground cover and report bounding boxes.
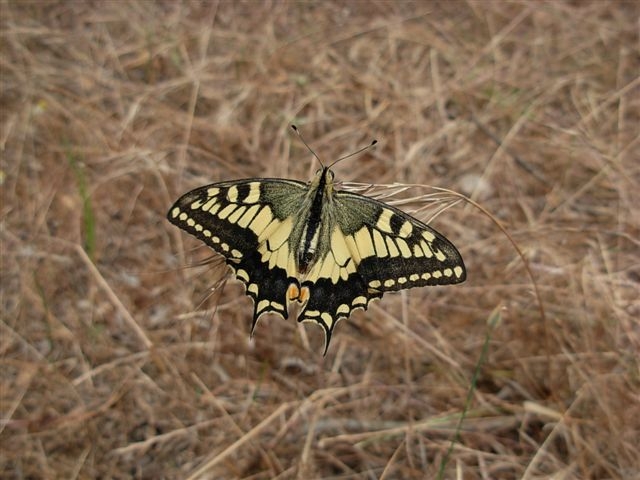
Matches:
[2,2,638,478]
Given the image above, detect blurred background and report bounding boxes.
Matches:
[1,1,638,478]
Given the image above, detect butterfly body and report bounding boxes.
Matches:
[168,165,466,353]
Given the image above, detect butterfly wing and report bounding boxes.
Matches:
[298,189,466,351]
[167,178,308,329]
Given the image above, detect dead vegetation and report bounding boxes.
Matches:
[1,1,638,478]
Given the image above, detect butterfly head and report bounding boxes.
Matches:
[309,166,336,197]
[291,124,376,191]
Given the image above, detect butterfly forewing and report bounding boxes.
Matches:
[335,191,466,291]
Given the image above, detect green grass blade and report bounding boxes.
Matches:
[437,307,501,479]
[66,149,96,261]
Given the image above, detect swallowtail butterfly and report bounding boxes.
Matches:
[168,131,466,353]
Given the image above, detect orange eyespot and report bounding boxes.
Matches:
[287,283,310,304]
[287,283,300,301]
[299,286,310,303]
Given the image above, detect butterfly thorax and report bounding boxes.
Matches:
[296,167,336,274]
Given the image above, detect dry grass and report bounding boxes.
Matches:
[1,1,639,479]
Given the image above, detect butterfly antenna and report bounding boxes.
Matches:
[291,125,324,167]
[329,139,377,168]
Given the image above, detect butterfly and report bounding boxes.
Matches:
[167,130,466,354]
